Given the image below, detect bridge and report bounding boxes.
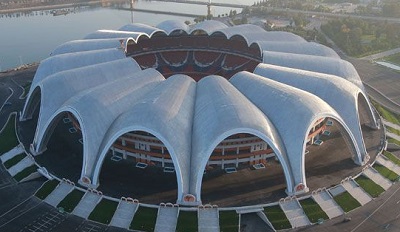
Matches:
[116,7,203,18]
[147,0,248,9]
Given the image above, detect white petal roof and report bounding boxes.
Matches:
[84,30,148,40]
[190,75,292,201]
[254,63,377,163]
[156,20,189,35]
[262,51,364,89]
[23,20,377,205]
[255,41,339,58]
[230,72,362,186]
[51,39,125,55]
[189,20,228,34]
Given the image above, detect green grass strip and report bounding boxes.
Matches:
[299,198,329,223]
[263,205,291,230]
[3,153,26,169]
[176,211,198,232]
[57,189,85,213]
[387,126,400,136]
[14,165,37,182]
[372,101,400,125]
[219,210,239,232]
[22,82,32,98]
[35,179,60,200]
[388,138,400,147]
[88,198,118,224]
[130,206,158,232]
[355,175,385,198]
[0,114,18,155]
[333,191,361,213]
[383,151,400,166]
[373,163,400,182]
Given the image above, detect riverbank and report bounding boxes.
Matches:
[0,0,104,14]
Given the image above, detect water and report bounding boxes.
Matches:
[0,0,254,71]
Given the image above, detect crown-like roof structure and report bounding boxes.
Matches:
[22,20,378,205]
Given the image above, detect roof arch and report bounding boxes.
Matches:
[189,20,228,35]
[230,71,362,193]
[34,68,164,175]
[190,75,292,201]
[94,74,197,202]
[26,58,142,154]
[262,51,363,89]
[84,30,149,41]
[254,63,377,162]
[28,48,126,93]
[252,41,339,59]
[156,20,189,35]
[119,23,166,37]
[51,39,126,56]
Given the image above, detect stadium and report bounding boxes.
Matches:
[19,20,382,207]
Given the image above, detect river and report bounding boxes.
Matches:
[0,0,254,71]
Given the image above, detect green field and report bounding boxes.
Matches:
[299,198,329,223]
[130,206,158,232]
[219,210,239,232]
[263,205,292,230]
[373,163,400,182]
[355,175,385,198]
[88,198,118,224]
[3,153,26,169]
[333,191,361,213]
[14,165,37,181]
[176,211,198,232]
[0,114,18,155]
[57,189,85,213]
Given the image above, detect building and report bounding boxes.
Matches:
[21,20,379,205]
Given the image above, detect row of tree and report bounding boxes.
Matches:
[321,18,400,56]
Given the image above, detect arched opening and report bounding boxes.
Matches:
[304,117,360,190]
[97,131,178,204]
[23,86,41,120]
[18,87,41,147]
[200,133,287,207]
[34,112,83,183]
[357,93,383,160]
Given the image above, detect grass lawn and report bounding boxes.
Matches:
[263,205,292,230]
[384,53,400,66]
[299,198,329,223]
[333,191,361,213]
[373,163,400,182]
[130,206,158,232]
[3,153,26,169]
[372,101,400,125]
[176,211,198,232]
[388,138,400,146]
[22,82,32,98]
[35,179,60,200]
[88,198,118,224]
[355,175,385,198]
[383,151,400,166]
[387,126,400,136]
[57,189,85,213]
[219,210,239,232]
[0,114,18,155]
[14,165,37,181]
